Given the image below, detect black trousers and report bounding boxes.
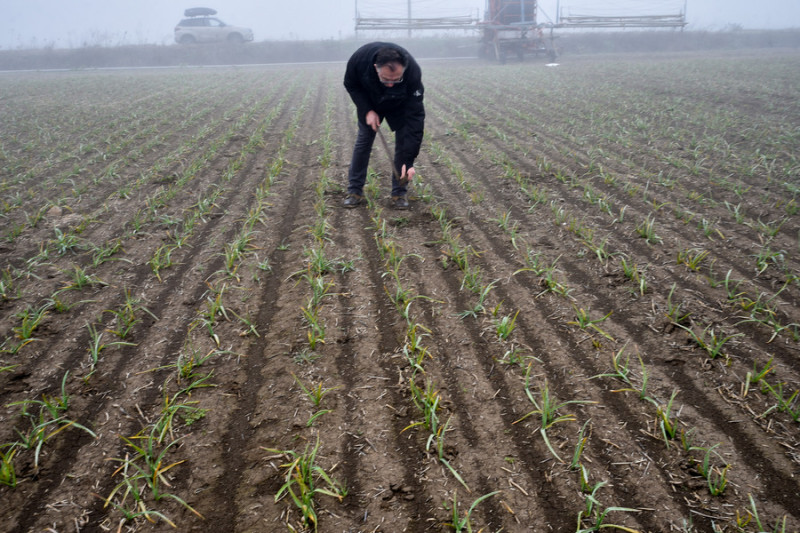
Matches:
[347,120,408,197]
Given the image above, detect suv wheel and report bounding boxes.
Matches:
[179,34,196,44]
[227,33,245,44]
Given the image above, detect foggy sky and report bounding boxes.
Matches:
[2,0,799,50]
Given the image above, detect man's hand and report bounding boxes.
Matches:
[366,110,380,131]
[400,164,416,184]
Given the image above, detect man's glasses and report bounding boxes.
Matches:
[379,76,403,86]
[376,69,403,86]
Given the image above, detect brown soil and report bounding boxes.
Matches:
[1,50,799,533]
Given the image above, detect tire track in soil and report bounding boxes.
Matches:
[394,221,579,530]
[317,115,453,528]
[326,206,433,531]
[9,83,302,532]
[353,207,470,531]
[4,60,798,532]
[427,89,800,402]
[428,113,800,481]
[197,80,346,530]
[0,83,294,417]
[411,135,710,531]
[420,99,800,527]
[0,75,265,252]
[204,183,305,531]
[432,79,800,333]
[0,80,289,367]
[413,155,664,531]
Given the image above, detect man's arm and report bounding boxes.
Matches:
[396,74,425,171]
[343,54,373,123]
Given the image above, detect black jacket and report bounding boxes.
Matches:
[343,42,425,170]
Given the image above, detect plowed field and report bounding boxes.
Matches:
[1,49,799,533]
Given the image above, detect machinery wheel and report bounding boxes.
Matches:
[494,42,506,64]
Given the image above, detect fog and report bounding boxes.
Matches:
[2,0,799,49]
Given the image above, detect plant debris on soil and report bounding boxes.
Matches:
[1,48,799,532]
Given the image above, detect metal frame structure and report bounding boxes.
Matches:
[478,0,555,62]
[353,1,688,62]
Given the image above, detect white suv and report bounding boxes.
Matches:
[175,8,254,44]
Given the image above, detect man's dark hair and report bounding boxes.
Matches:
[375,47,408,68]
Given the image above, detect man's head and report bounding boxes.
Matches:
[374,47,407,87]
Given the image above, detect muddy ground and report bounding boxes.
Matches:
[1,49,799,532]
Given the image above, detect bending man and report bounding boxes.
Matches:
[342,42,425,210]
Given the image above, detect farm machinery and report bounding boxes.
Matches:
[478,0,556,63]
[354,1,688,63]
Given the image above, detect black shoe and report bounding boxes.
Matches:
[390,196,409,210]
[343,194,364,208]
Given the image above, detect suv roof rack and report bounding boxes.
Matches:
[184,7,217,17]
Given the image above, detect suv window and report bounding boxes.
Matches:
[175,13,253,44]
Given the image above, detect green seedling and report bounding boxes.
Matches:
[292,373,340,407]
[665,283,691,325]
[591,345,636,391]
[13,303,50,342]
[577,479,641,533]
[725,201,745,223]
[302,272,334,310]
[301,305,326,349]
[699,218,724,240]
[445,490,500,533]
[569,306,614,341]
[460,263,483,294]
[754,247,786,275]
[405,378,442,437]
[404,323,432,374]
[9,400,96,469]
[433,416,470,491]
[514,365,595,462]
[655,389,680,447]
[106,427,203,525]
[163,345,220,382]
[689,444,730,495]
[577,463,595,493]
[737,494,787,533]
[105,289,158,339]
[677,248,710,271]
[500,345,533,366]
[264,436,347,532]
[760,381,800,421]
[679,427,696,452]
[53,227,83,255]
[744,356,774,396]
[89,238,127,267]
[229,308,260,337]
[308,217,330,242]
[677,323,742,360]
[635,214,661,244]
[722,269,745,302]
[154,373,215,443]
[0,269,18,300]
[85,322,136,380]
[571,419,591,470]
[61,265,106,291]
[0,444,17,487]
[494,309,520,341]
[148,244,175,281]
